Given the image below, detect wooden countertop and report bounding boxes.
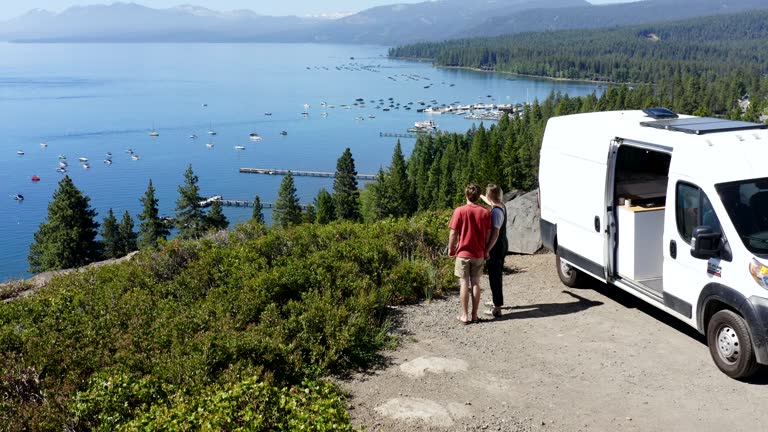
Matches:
[618,205,665,213]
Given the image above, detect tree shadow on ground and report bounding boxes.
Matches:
[490,290,604,322]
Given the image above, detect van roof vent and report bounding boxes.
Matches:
[642,107,678,119]
[640,117,768,135]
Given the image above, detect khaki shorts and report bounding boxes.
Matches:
[454,257,485,279]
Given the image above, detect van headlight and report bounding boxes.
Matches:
[749,259,768,289]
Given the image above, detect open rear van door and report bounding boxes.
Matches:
[604,139,621,281]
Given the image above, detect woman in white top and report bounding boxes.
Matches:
[481,184,508,317]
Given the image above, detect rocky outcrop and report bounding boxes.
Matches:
[505,189,542,255]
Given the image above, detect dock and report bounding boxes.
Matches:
[380,132,420,139]
[199,196,308,209]
[240,168,377,181]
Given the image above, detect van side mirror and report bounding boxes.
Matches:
[691,226,721,260]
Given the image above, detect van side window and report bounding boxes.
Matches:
[676,183,722,243]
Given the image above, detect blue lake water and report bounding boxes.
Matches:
[0,43,600,281]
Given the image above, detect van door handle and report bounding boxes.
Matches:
[594,216,601,233]
[670,240,677,259]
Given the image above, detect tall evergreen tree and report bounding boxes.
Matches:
[118,211,138,256]
[252,195,265,224]
[206,200,229,231]
[100,208,120,259]
[314,188,336,225]
[138,179,169,249]
[273,172,302,228]
[385,141,415,217]
[333,148,361,221]
[28,175,100,272]
[175,165,207,239]
[303,204,316,224]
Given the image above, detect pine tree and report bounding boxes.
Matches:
[273,172,302,228]
[175,165,207,239]
[206,200,229,231]
[333,148,361,221]
[118,211,138,256]
[28,175,100,272]
[386,141,415,217]
[101,208,120,259]
[138,179,169,249]
[303,204,316,224]
[252,195,265,224]
[314,188,336,225]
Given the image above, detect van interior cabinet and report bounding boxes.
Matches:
[617,205,665,284]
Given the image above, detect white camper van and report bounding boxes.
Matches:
[539,108,768,379]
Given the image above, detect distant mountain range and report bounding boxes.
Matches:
[1,0,766,45]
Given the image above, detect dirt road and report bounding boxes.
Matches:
[341,253,768,431]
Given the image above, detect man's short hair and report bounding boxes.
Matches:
[465,184,481,203]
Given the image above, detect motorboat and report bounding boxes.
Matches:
[264,112,272,116]
[368,115,376,119]
[78,157,88,162]
[56,168,66,173]
[126,149,134,154]
[189,134,198,139]
[149,131,159,137]
[131,155,140,160]
[355,117,364,121]
[16,150,24,155]
[31,175,40,182]
[59,161,68,168]
[234,145,246,150]
[58,155,67,159]
[40,142,48,147]
[14,194,24,201]
[249,133,262,141]
[82,163,90,169]
[208,122,217,136]
[280,131,288,136]
[206,142,215,148]
[104,159,113,165]
[105,152,112,158]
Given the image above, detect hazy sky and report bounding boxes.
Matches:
[0,0,632,20]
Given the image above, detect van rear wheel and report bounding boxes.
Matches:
[556,255,583,287]
[707,310,761,379]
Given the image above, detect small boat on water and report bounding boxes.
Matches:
[149,131,159,137]
[59,161,68,168]
[131,155,141,161]
[82,163,91,169]
[56,168,66,173]
[31,175,40,182]
[234,145,246,150]
[78,157,88,162]
[280,131,288,136]
[264,112,272,116]
[189,134,198,139]
[14,194,24,201]
[104,159,112,165]
[206,142,215,148]
[249,133,262,141]
[58,155,67,159]
[208,122,217,136]
[368,115,376,119]
[126,149,134,154]
[40,142,48,147]
[16,150,24,155]
[355,117,364,121]
[105,152,113,158]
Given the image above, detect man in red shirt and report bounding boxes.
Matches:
[448,184,492,324]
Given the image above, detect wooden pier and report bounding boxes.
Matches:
[240,167,377,181]
[199,196,308,209]
[380,132,420,139]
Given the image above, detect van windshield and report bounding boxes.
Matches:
[716,178,768,256]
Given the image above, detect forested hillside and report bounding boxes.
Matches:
[389,10,768,84]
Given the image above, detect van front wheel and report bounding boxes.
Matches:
[707,310,760,379]
[556,255,583,287]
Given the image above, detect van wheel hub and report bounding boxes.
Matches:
[716,325,740,361]
[559,260,573,277]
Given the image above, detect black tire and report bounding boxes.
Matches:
[556,255,583,287]
[707,309,761,379]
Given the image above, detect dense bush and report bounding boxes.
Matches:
[0,214,452,430]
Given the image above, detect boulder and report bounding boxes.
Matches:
[502,189,524,203]
[505,189,542,255]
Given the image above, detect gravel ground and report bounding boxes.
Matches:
[341,253,768,431]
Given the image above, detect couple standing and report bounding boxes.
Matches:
[447,184,507,324]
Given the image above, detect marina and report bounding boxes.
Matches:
[240,167,377,180]
[199,196,309,209]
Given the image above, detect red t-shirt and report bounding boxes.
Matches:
[449,203,491,259]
